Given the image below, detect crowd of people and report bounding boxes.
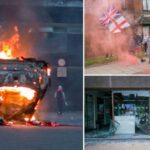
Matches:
[105,32,150,63]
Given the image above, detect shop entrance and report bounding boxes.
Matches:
[85,94,95,131]
[85,89,150,137]
[85,90,112,135]
[96,94,112,132]
[113,90,150,134]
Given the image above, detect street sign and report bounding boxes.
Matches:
[57,67,67,77]
[58,58,66,67]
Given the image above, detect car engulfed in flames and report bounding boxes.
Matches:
[0,58,51,121]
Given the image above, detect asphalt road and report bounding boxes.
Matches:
[0,125,83,150]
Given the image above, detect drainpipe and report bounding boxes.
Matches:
[109,76,112,88]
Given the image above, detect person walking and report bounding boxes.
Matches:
[54,85,68,115]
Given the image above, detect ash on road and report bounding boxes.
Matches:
[0,125,82,150]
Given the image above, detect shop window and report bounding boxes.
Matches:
[85,90,112,138]
[85,89,150,138]
[143,0,150,11]
[113,90,150,134]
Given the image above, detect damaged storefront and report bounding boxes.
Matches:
[85,76,150,138]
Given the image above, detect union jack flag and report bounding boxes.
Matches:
[99,6,121,26]
[108,15,130,33]
[99,6,130,33]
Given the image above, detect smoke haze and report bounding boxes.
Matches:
[85,0,139,63]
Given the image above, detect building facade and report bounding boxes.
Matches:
[122,0,150,35]
[0,0,83,111]
[85,76,150,136]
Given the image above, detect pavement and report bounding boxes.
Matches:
[85,58,150,75]
[85,139,150,150]
[85,133,150,150]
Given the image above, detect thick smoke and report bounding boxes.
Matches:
[85,0,139,63]
[0,0,43,58]
[0,1,51,120]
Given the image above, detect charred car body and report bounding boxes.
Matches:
[0,57,51,121]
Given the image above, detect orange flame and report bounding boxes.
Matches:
[24,115,36,122]
[0,86,35,100]
[0,26,20,59]
[30,115,36,121]
[24,117,29,122]
[47,68,51,76]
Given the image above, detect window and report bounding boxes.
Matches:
[120,0,126,9]
[85,89,150,136]
[143,0,150,11]
[113,90,150,134]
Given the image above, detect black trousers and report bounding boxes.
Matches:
[57,99,64,114]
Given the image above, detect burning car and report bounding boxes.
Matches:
[0,57,51,121]
[0,26,51,122]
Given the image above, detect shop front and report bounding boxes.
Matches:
[113,90,150,134]
[85,89,150,137]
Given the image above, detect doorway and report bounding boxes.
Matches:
[113,90,150,134]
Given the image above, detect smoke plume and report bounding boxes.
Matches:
[85,0,139,64]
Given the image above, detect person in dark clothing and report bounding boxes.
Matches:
[54,85,68,115]
[147,36,150,63]
[134,33,145,62]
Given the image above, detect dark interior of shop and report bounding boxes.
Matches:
[85,89,150,138]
